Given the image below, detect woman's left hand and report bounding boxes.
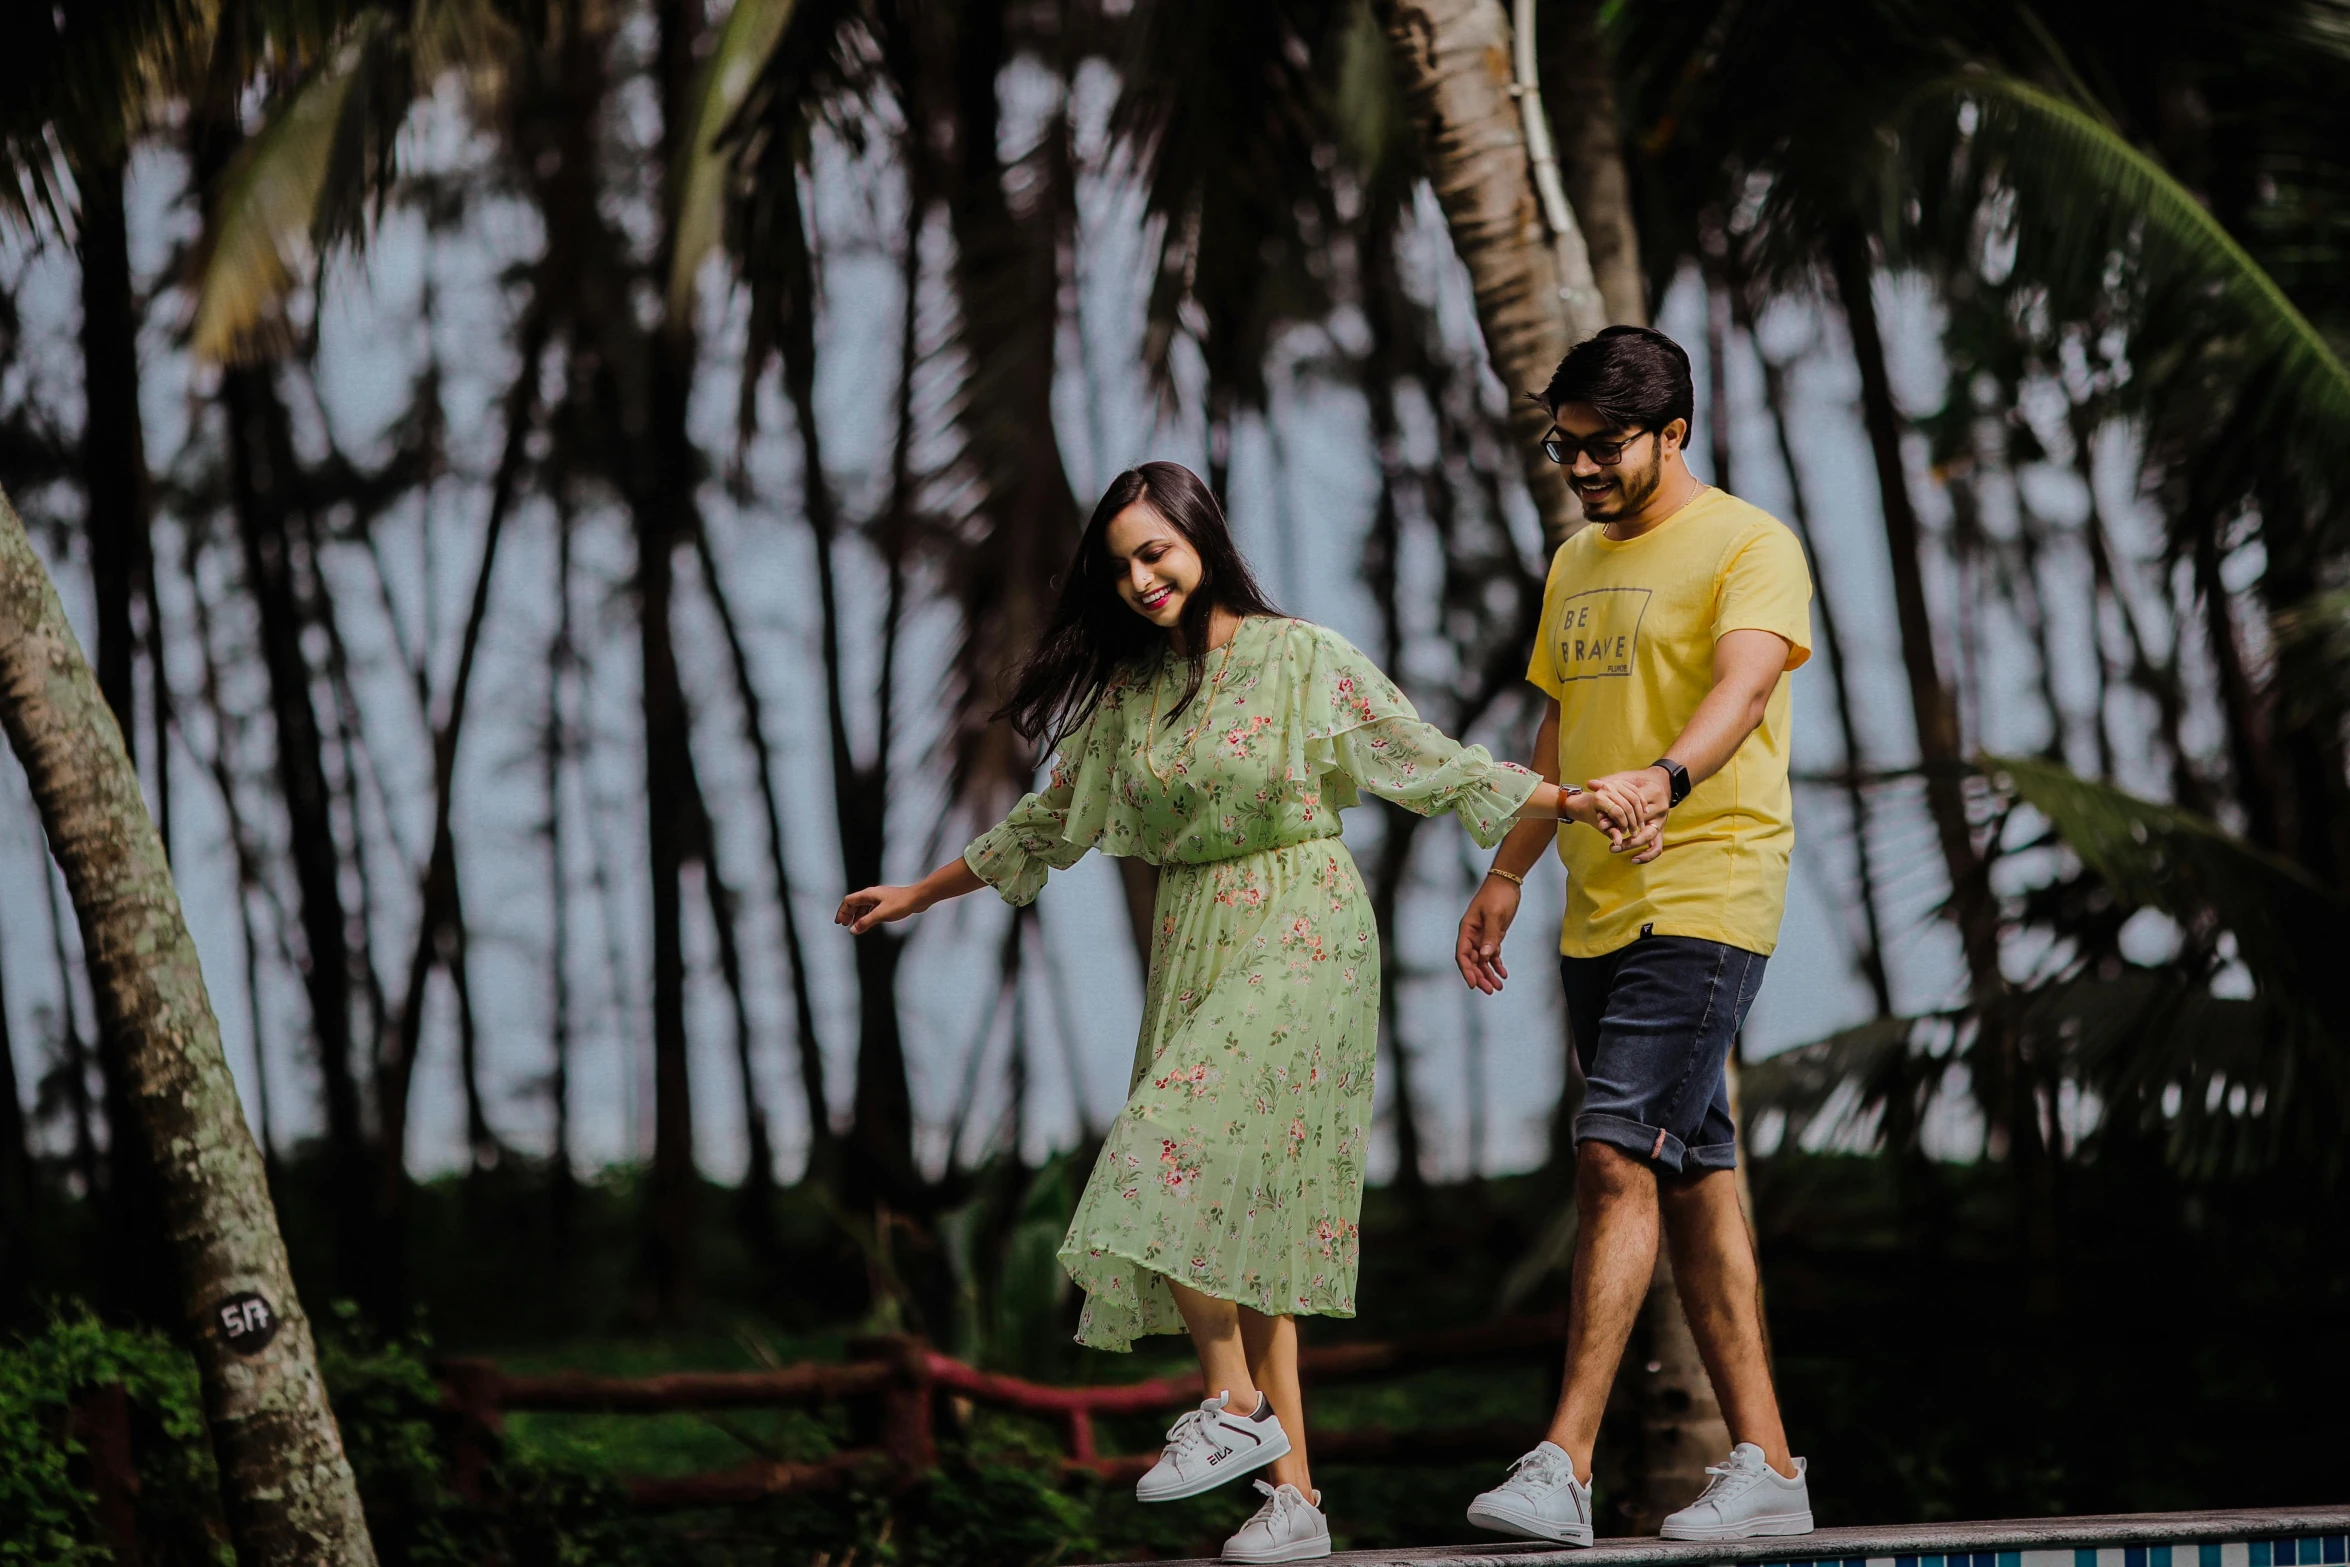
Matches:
[837,884,923,934]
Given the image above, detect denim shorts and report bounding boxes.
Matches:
[1560,933,1768,1175]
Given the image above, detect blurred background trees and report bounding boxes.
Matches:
[1,0,2347,1554]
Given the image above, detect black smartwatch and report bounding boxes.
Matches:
[1651,757,1691,808]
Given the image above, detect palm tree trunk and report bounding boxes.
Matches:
[1741,290,1893,1016]
[0,485,378,1565]
[638,475,699,1316]
[1825,226,2004,1007]
[0,926,28,1279]
[220,364,380,1307]
[690,540,835,1186]
[682,755,779,1251]
[1827,225,2043,1202]
[1541,0,1645,326]
[642,0,710,1317]
[75,149,150,758]
[41,857,101,1207]
[547,510,579,1234]
[376,308,546,1282]
[1373,0,1609,544]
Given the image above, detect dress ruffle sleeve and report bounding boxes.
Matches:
[1287,623,1540,849]
[962,693,1145,905]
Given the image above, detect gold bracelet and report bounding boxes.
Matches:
[1486,866,1525,886]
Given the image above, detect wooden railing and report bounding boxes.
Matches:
[435,1312,1569,1509]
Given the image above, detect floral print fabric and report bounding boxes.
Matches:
[962,616,1539,1350]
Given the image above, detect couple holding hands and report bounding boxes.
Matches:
[838,327,1817,1562]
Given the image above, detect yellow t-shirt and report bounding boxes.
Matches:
[1526,487,1814,958]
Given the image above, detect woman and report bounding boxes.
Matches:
[838,462,1646,1563]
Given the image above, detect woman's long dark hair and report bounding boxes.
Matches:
[996,461,1282,747]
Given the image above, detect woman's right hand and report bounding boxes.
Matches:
[837,884,923,934]
[1457,874,1521,994]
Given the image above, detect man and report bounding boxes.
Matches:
[1456,326,1815,1546]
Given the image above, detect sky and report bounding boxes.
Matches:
[0,54,2189,1189]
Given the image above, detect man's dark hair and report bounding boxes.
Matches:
[1540,325,1695,434]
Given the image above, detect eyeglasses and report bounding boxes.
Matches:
[1541,426,1651,466]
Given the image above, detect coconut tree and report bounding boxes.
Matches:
[0,497,382,1564]
[0,6,381,1561]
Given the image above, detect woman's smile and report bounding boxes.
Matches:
[1137,583,1176,612]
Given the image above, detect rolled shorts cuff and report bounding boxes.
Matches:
[1576,1111,1678,1172]
[1682,1138,1739,1174]
[1574,1112,1739,1175]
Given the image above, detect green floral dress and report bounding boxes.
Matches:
[965,616,1539,1350]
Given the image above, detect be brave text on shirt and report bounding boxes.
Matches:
[1552,587,1653,682]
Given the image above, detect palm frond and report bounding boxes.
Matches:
[0,0,215,228]
[1990,754,2347,996]
[1110,0,1347,416]
[1990,754,2350,1178]
[1741,1015,1948,1154]
[190,29,375,363]
[2015,972,2296,1178]
[190,0,517,363]
[1906,72,2350,442]
[664,0,801,322]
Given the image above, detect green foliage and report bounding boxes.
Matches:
[939,1153,1087,1379]
[1749,760,2350,1182]
[1993,755,2350,1178]
[0,1305,227,1566]
[1907,73,2350,433]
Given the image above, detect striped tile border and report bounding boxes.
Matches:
[1737,1540,2350,1567]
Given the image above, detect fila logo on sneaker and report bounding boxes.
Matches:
[1209,1444,1235,1464]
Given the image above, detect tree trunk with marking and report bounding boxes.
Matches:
[1372,0,1608,545]
[0,486,376,1564]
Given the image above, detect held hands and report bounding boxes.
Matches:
[1584,766,1673,833]
[835,884,923,935]
[1558,780,1663,862]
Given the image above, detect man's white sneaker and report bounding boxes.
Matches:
[1465,1441,1594,1546]
[1134,1391,1291,1502]
[1660,1443,1814,1539]
[1222,1481,1330,1563]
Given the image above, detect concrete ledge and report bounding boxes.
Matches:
[1082,1504,2350,1567]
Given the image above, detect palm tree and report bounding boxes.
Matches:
[0,7,379,1563]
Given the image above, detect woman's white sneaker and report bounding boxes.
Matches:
[1660,1443,1814,1539]
[1465,1441,1594,1546]
[1134,1391,1291,1502]
[1222,1481,1330,1563]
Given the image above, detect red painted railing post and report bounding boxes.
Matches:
[1068,1408,1097,1467]
[436,1356,508,1503]
[66,1382,141,1559]
[851,1335,935,1483]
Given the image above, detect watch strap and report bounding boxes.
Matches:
[1652,757,1691,807]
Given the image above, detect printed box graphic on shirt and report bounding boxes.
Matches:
[1551,586,1652,681]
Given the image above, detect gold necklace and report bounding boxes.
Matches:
[1143,629,1242,787]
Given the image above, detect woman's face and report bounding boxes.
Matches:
[1104,501,1204,630]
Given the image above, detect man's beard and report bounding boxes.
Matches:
[1581,448,1666,521]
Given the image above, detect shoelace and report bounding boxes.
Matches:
[1243,1480,1296,1531]
[1506,1447,1572,1490]
[1693,1454,1765,1504]
[1160,1404,1216,1459]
